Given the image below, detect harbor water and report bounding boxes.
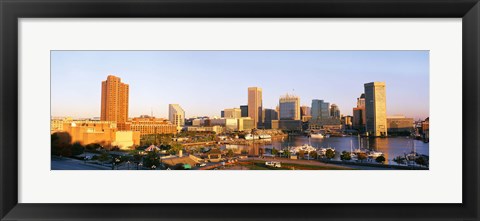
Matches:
[219,136,429,164]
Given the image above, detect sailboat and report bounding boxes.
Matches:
[406,140,418,161]
[350,140,357,160]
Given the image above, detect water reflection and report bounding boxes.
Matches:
[369,138,389,161]
[219,135,429,164]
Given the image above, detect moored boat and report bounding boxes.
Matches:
[310,133,324,139]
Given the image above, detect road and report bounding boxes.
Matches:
[244,157,351,169]
[51,157,110,170]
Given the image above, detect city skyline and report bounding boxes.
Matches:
[51,51,429,119]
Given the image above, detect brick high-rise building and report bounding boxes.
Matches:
[353,93,366,131]
[248,87,263,128]
[101,75,129,130]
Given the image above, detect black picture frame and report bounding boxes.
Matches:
[1,0,479,220]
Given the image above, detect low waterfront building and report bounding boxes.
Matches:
[186,125,224,134]
[342,115,353,130]
[308,118,342,131]
[387,115,414,134]
[278,120,302,132]
[421,117,429,141]
[301,115,312,122]
[237,117,255,131]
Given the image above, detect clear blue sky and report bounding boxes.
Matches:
[51,51,429,120]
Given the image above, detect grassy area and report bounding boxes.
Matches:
[243,163,271,170]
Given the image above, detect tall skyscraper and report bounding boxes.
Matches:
[352,93,366,131]
[330,104,341,119]
[169,104,185,131]
[364,82,387,136]
[279,94,300,120]
[300,106,311,118]
[101,75,129,129]
[311,99,330,120]
[240,105,248,117]
[263,108,279,129]
[248,87,263,128]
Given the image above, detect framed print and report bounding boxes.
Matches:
[1,0,479,221]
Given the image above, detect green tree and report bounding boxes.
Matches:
[271,147,279,156]
[85,143,101,151]
[393,156,406,165]
[130,150,143,163]
[51,133,61,155]
[168,143,183,155]
[143,151,160,168]
[375,155,386,164]
[325,149,335,160]
[415,156,428,167]
[98,152,110,163]
[282,150,291,158]
[309,151,318,159]
[160,144,171,151]
[71,142,85,156]
[297,150,305,159]
[51,133,72,156]
[340,151,351,161]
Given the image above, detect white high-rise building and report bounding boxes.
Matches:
[169,104,185,131]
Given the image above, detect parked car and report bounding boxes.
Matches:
[265,161,281,168]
